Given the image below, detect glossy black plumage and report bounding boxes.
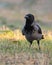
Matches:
[22,14,44,50]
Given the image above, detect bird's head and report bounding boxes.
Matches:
[24,14,34,25]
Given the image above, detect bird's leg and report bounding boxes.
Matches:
[37,40,40,50]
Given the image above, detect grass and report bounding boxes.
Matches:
[0,18,51,64]
[0,1,52,65]
[0,39,52,65]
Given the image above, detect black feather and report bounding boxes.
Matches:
[22,14,44,50]
[36,25,42,34]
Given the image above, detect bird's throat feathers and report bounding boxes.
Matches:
[24,24,34,33]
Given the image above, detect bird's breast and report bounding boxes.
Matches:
[25,32,43,41]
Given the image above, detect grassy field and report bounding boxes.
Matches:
[0,18,52,65]
[0,1,52,65]
[0,26,51,65]
[0,39,52,65]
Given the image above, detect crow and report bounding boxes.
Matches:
[22,14,44,50]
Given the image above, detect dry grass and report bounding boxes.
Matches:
[0,28,51,65]
[0,39,51,65]
[0,52,50,65]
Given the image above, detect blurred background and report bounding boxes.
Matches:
[0,0,52,41]
[0,1,52,65]
[0,0,52,31]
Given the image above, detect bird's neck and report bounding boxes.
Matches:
[24,24,34,32]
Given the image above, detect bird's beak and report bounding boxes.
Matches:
[24,16,29,19]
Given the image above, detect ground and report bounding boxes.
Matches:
[0,39,52,65]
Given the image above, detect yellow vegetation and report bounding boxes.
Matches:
[0,29,52,41]
[43,31,52,40]
[0,29,25,41]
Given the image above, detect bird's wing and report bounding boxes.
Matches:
[36,24,42,34]
[22,26,26,35]
[32,22,42,34]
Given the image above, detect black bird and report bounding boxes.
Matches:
[22,14,44,50]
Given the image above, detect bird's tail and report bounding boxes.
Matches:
[42,35,44,39]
